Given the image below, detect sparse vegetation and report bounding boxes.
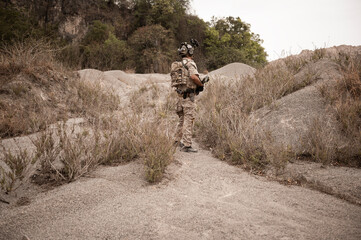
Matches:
[196,47,360,172]
[195,76,285,173]
[0,39,176,191]
[316,51,361,166]
[0,40,121,138]
[301,118,339,165]
[0,40,70,138]
[0,143,35,192]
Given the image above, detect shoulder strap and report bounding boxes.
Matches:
[181,59,189,71]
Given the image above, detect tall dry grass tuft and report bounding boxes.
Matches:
[301,118,339,165]
[141,119,175,183]
[126,85,176,182]
[0,143,35,192]
[69,79,120,118]
[317,52,361,165]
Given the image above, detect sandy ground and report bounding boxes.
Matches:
[1,143,360,240]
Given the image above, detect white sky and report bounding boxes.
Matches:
[190,0,361,60]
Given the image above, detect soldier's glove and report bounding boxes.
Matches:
[196,85,204,94]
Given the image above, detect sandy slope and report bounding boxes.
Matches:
[0,143,360,240]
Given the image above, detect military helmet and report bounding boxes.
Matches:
[178,39,199,56]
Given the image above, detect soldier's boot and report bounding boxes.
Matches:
[181,146,198,153]
[174,141,184,148]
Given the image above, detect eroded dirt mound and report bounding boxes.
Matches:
[77,69,171,105]
[209,62,256,79]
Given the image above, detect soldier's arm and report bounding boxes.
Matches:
[187,61,203,87]
[190,74,203,87]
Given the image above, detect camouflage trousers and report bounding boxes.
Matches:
[174,95,196,147]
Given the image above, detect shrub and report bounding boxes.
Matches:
[128,24,176,73]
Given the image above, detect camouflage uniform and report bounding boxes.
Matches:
[174,58,199,148]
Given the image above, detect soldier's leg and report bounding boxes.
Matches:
[174,99,184,142]
[181,98,195,147]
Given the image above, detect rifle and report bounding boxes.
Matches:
[195,75,210,95]
[176,76,210,99]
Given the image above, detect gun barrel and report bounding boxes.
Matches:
[202,76,210,84]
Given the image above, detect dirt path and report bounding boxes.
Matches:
[1,143,360,240]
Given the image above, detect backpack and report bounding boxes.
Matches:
[170,60,189,88]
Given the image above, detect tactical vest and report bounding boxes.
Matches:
[170,59,197,90]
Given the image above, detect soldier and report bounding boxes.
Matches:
[172,40,203,152]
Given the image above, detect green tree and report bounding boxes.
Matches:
[82,20,115,45]
[128,24,176,73]
[0,3,57,43]
[204,17,267,70]
[176,15,208,70]
[131,0,190,32]
[81,20,130,70]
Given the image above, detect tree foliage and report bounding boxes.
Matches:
[0,3,57,43]
[204,17,267,70]
[80,21,130,70]
[131,0,190,32]
[1,1,269,72]
[128,24,176,73]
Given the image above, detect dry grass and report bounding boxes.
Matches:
[195,49,331,172]
[196,47,360,171]
[317,51,361,166]
[69,79,120,118]
[0,40,176,190]
[127,85,176,182]
[0,40,121,138]
[301,118,339,165]
[28,82,176,185]
[0,40,71,138]
[141,118,175,183]
[195,76,290,173]
[28,108,175,184]
[0,143,35,192]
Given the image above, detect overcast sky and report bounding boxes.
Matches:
[190,0,361,60]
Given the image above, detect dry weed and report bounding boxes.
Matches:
[196,83,280,172]
[142,120,175,183]
[69,79,120,117]
[301,118,338,165]
[317,51,361,165]
[0,143,35,192]
[0,40,122,138]
[195,48,350,172]
[32,123,101,182]
[0,40,71,138]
